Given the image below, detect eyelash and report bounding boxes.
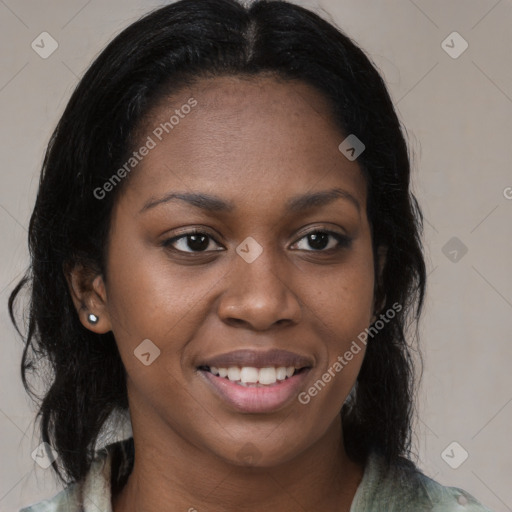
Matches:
[161,228,352,254]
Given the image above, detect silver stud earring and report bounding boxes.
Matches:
[88,313,99,324]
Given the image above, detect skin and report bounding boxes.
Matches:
[66,75,386,512]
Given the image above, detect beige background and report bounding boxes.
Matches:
[1,0,511,511]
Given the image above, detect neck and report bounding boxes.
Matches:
[112,413,364,512]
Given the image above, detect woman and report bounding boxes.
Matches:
[9,0,494,510]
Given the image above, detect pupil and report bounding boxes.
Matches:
[309,232,328,250]
[188,234,209,251]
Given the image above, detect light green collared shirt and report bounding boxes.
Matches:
[20,438,495,512]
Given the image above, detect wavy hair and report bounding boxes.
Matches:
[8,0,426,487]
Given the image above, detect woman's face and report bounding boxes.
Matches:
[97,75,378,466]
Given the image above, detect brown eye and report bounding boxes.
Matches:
[162,230,223,253]
[294,230,352,252]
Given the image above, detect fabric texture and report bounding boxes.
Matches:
[20,437,495,512]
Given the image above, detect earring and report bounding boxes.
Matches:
[88,313,99,324]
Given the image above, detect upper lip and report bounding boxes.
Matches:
[197,349,314,369]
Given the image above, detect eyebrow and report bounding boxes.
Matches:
[138,187,361,215]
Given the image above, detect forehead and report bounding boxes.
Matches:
[119,75,367,214]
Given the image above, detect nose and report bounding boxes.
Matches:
[217,246,302,331]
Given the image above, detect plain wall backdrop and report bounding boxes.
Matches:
[1,0,511,511]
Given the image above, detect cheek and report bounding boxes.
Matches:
[105,222,204,329]
[298,240,374,404]
[104,233,233,403]
[309,241,375,339]
[103,232,189,370]
[299,272,371,427]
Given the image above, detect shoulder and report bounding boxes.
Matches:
[351,451,495,512]
[19,484,81,512]
[18,438,129,512]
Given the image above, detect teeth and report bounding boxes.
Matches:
[207,365,301,385]
[240,367,259,383]
[258,367,276,385]
[227,367,241,381]
[276,367,287,380]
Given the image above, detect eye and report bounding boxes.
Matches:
[162,229,223,253]
[161,228,352,255]
[293,230,352,252]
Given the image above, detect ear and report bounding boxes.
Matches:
[63,261,113,334]
[371,245,388,324]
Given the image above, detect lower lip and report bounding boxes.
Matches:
[199,369,311,413]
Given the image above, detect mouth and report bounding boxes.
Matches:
[197,364,310,387]
[196,362,312,413]
[195,348,314,413]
